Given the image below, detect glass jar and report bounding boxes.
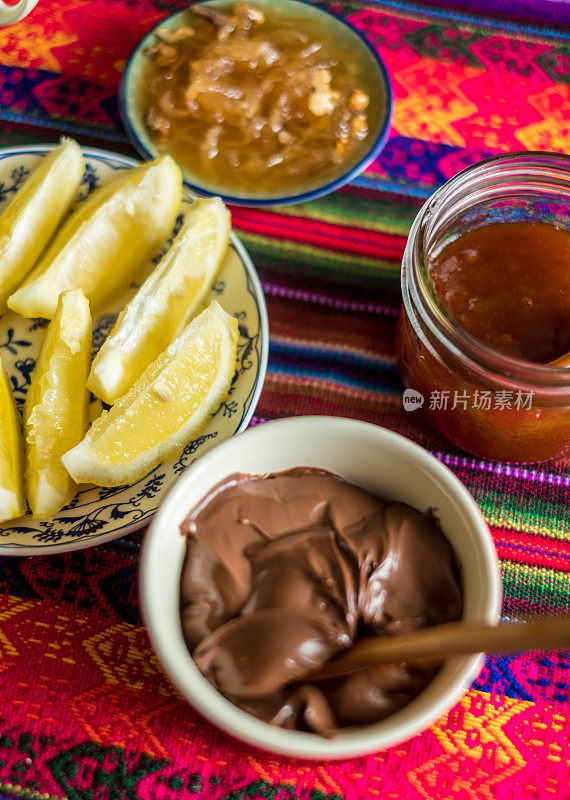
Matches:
[397,152,570,463]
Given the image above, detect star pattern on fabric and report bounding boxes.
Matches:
[516,84,570,151]
[407,690,533,799]
[507,707,570,798]
[473,654,535,701]
[83,622,175,698]
[392,59,480,146]
[68,685,176,759]
[0,1,88,73]
[245,755,344,798]
[0,596,36,670]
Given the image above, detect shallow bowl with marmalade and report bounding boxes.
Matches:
[120,0,392,205]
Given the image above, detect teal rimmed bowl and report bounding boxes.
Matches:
[120,0,392,206]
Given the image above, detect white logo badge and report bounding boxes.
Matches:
[403,389,424,411]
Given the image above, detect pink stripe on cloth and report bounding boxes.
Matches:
[231,207,406,260]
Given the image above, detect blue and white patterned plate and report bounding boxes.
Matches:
[0,145,268,555]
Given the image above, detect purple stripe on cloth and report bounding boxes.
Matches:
[436,451,570,489]
[424,0,570,27]
[261,280,400,316]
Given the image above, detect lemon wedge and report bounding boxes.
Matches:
[63,301,238,487]
[0,139,84,312]
[88,196,231,405]
[8,155,182,320]
[0,353,25,522]
[24,289,91,519]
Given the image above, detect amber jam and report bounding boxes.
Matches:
[397,153,570,463]
[430,221,570,364]
[141,1,387,198]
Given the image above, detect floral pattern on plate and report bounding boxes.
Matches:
[0,145,268,554]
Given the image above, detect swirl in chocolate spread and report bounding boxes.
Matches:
[179,467,463,736]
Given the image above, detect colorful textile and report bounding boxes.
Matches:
[1,1,570,799]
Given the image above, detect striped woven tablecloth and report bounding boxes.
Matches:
[1,1,570,799]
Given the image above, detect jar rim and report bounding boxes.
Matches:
[403,151,570,393]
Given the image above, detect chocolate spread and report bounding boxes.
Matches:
[179,468,463,735]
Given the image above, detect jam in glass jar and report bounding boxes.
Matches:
[397,152,570,463]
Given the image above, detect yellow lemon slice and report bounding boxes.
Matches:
[8,155,182,320]
[0,353,25,522]
[63,300,238,487]
[24,289,91,520]
[88,196,230,405]
[0,139,84,312]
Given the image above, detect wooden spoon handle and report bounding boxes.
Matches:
[311,618,570,681]
[549,352,570,367]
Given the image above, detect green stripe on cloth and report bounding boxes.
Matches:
[503,562,570,612]
[238,231,402,285]
[476,491,570,541]
[274,194,420,235]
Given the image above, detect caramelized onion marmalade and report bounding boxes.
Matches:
[142,2,378,195]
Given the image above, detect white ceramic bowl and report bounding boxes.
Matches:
[140,416,501,759]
